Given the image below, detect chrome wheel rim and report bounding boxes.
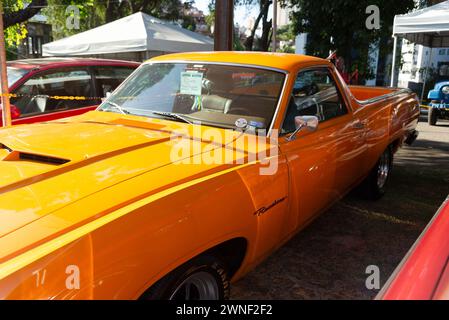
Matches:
[169,271,220,300]
[377,152,390,189]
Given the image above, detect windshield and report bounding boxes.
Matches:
[7,67,28,87]
[98,62,286,130]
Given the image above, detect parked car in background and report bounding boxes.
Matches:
[0,52,419,299]
[428,81,449,125]
[378,197,449,300]
[1,58,140,126]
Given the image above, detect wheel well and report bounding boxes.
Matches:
[201,237,248,278]
[139,238,248,299]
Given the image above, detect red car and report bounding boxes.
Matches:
[1,58,139,126]
[378,197,449,300]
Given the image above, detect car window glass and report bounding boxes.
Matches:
[7,67,28,87]
[94,66,135,98]
[101,63,285,131]
[282,68,348,134]
[12,68,94,117]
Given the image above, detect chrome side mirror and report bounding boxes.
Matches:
[286,115,319,141]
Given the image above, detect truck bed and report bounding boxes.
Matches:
[348,85,402,102]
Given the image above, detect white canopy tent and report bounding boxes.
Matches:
[42,12,214,58]
[391,0,449,100]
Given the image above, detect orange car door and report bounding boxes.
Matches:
[278,67,362,233]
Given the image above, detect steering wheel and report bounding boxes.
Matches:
[307,82,320,96]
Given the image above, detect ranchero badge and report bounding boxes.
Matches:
[254,197,287,217]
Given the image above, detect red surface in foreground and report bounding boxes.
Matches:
[380,197,449,300]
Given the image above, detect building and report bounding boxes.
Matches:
[398,37,449,89]
[397,0,449,90]
[17,14,52,59]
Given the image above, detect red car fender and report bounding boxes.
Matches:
[378,197,449,300]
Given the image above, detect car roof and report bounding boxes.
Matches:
[435,81,449,88]
[148,51,328,71]
[7,57,140,70]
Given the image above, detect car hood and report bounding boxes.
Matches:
[0,111,264,257]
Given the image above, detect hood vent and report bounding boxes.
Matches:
[18,153,70,165]
[1,143,69,165]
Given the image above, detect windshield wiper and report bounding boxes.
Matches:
[101,101,130,115]
[151,111,193,124]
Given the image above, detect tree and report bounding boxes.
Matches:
[3,0,49,59]
[104,0,184,23]
[205,0,273,51]
[2,0,48,29]
[43,1,104,40]
[286,0,416,81]
[243,0,273,51]
[44,0,192,40]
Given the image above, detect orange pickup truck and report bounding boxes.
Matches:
[0,52,419,299]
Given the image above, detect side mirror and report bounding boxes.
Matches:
[286,115,319,142]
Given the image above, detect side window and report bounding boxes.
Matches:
[12,68,94,117]
[282,68,348,134]
[94,66,135,98]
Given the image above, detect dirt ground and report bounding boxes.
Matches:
[232,116,449,300]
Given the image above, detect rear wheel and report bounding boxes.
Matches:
[428,107,438,126]
[360,146,393,200]
[141,255,230,300]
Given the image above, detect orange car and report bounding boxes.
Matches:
[0,52,419,299]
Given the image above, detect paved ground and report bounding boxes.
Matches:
[232,116,449,300]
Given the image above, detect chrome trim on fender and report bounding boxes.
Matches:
[353,88,413,106]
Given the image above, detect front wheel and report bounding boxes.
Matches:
[428,107,438,126]
[360,146,393,200]
[141,256,230,300]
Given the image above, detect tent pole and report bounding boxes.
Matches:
[0,2,12,127]
[390,35,398,87]
[420,47,433,103]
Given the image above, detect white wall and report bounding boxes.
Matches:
[398,39,449,88]
[295,33,307,55]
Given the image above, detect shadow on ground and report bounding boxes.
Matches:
[231,121,449,300]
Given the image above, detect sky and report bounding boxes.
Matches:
[193,0,264,28]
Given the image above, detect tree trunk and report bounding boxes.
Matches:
[3,0,48,28]
[244,10,263,50]
[259,2,272,51]
[244,0,271,51]
[105,0,117,23]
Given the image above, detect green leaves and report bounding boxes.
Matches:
[3,0,28,50]
[288,0,415,81]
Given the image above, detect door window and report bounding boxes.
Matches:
[282,68,348,134]
[94,66,135,98]
[12,68,94,117]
